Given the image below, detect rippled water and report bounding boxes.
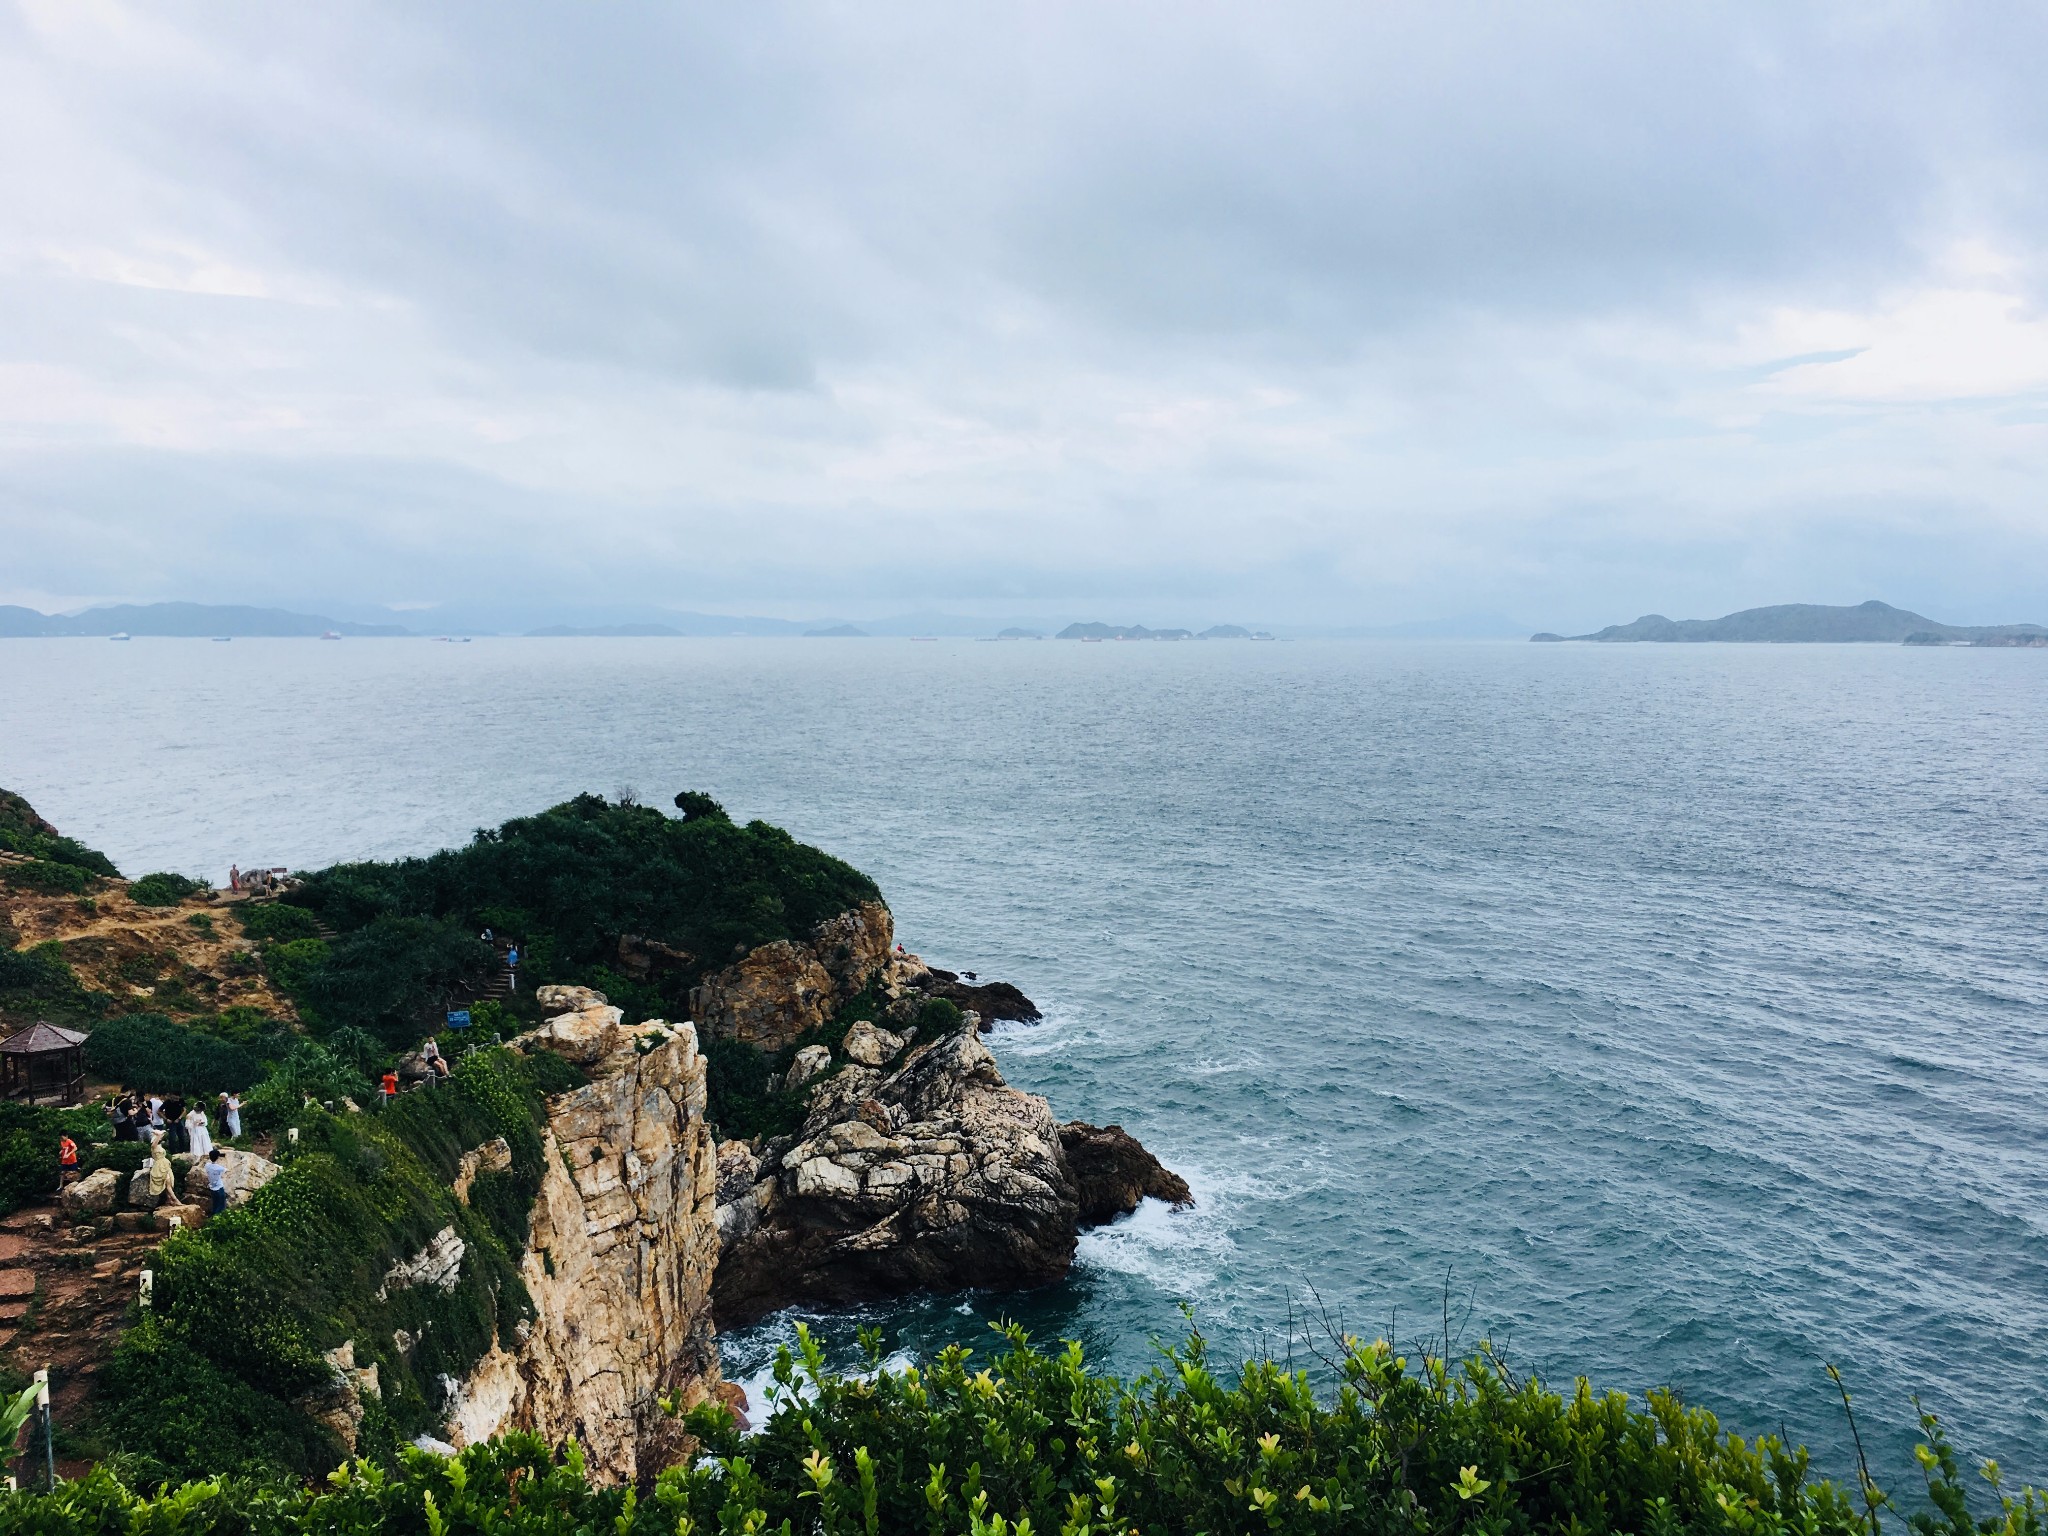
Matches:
[3,636,2044,1484]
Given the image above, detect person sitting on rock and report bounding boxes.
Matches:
[203,1149,228,1217]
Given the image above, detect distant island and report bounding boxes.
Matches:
[803,623,868,638]
[1055,621,1272,640]
[0,601,407,637]
[1532,599,2048,645]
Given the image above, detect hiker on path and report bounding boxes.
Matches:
[380,1068,399,1106]
[185,1104,212,1160]
[57,1135,78,1185]
[505,945,519,993]
[219,1092,242,1140]
[203,1150,228,1216]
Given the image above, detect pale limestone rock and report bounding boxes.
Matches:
[378,1225,466,1299]
[61,1168,121,1215]
[181,1147,279,1207]
[446,1020,722,1485]
[303,1340,382,1454]
[535,983,608,1015]
[453,1137,513,1204]
[842,1020,905,1068]
[784,1044,831,1092]
[524,1003,626,1066]
[715,1026,1083,1324]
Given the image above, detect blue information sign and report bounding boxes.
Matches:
[446,1009,472,1028]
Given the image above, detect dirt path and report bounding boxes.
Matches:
[0,1204,162,1478]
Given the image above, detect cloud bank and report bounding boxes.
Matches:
[2,1,2045,631]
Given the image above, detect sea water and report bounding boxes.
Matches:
[3,636,2043,1484]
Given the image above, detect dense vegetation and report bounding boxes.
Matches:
[93,1045,584,1485]
[81,1011,265,1095]
[267,793,880,1049]
[5,1323,2038,1536]
[0,790,119,880]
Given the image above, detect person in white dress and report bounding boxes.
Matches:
[219,1092,242,1140]
[184,1105,213,1161]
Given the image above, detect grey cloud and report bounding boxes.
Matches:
[1,1,2046,627]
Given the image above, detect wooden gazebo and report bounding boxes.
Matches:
[0,1022,88,1105]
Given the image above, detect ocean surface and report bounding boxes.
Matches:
[3,636,2044,1486]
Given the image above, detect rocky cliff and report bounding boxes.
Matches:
[443,922,1185,1478]
[442,989,724,1484]
[713,1024,1079,1324]
[690,900,894,1050]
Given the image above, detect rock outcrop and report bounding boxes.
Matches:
[690,901,894,1051]
[712,1026,1083,1325]
[1060,1122,1193,1226]
[442,1003,722,1485]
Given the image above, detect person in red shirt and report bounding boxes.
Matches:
[57,1135,78,1184]
[380,1069,399,1106]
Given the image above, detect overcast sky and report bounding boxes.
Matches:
[2,2,2045,632]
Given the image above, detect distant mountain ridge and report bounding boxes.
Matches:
[1055,621,1270,640]
[0,601,407,637]
[1533,600,2048,644]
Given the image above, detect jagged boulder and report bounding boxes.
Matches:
[534,983,608,1015]
[712,1026,1083,1325]
[1060,1122,1192,1226]
[181,1147,280,1208]
[378,1225,466,1299]
[61,1168,122,1215]
[842,1019,905,1068]
[692,902,894,1052]
[522,1003,626,1066]
[783,1044,832,1092]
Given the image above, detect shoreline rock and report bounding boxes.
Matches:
[1061,1122,1193,1226]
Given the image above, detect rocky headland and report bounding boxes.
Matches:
[0,789,1187,1483]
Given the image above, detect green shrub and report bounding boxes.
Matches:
[92,1320,335,1483]
[0,1327,2036,1536]
[0,939,98,1018]
[0,859,92,895]
[0,789,120,878]
[238,902,322,943]
[0,1100,110,1215]
[917,995,964,1034]
[289,917,492,1048]
[240,1042,370,1131]
[128,872,206,907]
[262,935,331,995]
[82,1013,262,1095]
[287,793,881,1035]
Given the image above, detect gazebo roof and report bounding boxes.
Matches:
[0,1021,88,1055]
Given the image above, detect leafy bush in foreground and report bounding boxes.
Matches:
[4,1324,2040,1536]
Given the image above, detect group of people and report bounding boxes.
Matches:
[107,1089,241,1155]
